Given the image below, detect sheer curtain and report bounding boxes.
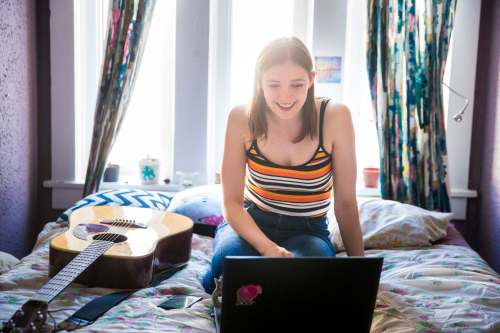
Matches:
[342,0,380,184]
[83,0,157,196]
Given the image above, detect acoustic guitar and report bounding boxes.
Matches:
[1,206,193,333]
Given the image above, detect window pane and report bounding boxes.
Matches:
[343,0,380,185]
[75,1,176,184]
[108,0,176,183]
[230,0,294,107]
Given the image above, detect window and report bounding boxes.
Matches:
[209,0,379,186]
[49,0,481,215]
[343,0,380,182]
[229,0,295,107]
[208,0,313,181]
[74,0,176,184]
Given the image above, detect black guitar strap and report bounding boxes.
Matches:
[56,263,187,331]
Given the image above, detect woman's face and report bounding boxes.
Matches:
[261,61,315,121]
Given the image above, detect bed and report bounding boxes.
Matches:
[1,187,499,332]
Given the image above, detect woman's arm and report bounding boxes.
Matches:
[328,104,364,256]
[221,107,291,257]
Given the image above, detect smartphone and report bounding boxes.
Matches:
[157,295,203,310]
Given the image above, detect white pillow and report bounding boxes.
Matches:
[0,251,20,274]
[328,198,452,251]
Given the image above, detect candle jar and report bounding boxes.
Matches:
[139,157,160,185]
[103,164,120,182]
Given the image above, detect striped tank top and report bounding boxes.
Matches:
[244,98,333,217]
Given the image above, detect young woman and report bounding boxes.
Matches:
[202,37,364,293]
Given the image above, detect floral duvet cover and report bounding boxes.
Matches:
[0,222,498,332]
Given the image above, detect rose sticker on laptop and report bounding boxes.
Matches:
[236,284,263,306]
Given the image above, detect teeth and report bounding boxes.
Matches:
[278,102,295,108]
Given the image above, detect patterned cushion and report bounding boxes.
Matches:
[167,185,224,237]
[328,198,452,251]
[58,189,173,222]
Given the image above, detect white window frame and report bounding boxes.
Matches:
[47,0,479,219]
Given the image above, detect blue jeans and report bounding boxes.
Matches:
[201,201,336,293]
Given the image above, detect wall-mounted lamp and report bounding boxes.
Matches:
[442,81,469,122]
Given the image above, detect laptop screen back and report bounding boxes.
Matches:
[220,256,383,332]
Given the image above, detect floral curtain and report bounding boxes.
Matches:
[83,0,156,197]
[366,0,457,211]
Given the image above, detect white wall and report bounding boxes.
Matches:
[312,0,347,101]
[173,0,210,185]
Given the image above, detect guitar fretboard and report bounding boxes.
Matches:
[32,240,114,303]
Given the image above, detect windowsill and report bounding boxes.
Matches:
[43,179,183,192]
[356,184,477,198]
[44,179,477,198]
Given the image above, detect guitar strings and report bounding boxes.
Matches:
[96,212,136,246]
[28,211,142,320]
[44,215,128,300]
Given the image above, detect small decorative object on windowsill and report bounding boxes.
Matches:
[176,171,199,189]
[103,164,120,182]
[139,156,160,185]
[363,167,380,188]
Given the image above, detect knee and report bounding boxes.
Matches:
[282,235,336,257]
[210,226,260,277]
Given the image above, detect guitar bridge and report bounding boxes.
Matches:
[99,218,147,229]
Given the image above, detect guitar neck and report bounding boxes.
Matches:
[32,240,114,303]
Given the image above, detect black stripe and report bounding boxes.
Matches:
[247,154,332,172]
[248,175,332,191]
[249,195,331,214]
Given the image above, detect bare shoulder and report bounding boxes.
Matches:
[321,101,354,152]
[324,102,353,129]
[325,102,351,119]
[227,105,252,147]
[315,98,351,119]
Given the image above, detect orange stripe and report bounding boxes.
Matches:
[248,183,332,203]
[248,159,331,179]
[314,151,328,158]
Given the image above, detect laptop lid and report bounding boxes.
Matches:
[219,256,383,333]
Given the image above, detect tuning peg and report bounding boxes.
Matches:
[29,322,37,332]
[2,319,15,330]
[14,309,24,318]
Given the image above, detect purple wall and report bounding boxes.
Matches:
[0,0,38,258]
[467,0,500,273]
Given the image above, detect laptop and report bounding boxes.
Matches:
[214,256,383,333]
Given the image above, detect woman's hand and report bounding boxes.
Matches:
[260,243,293,257]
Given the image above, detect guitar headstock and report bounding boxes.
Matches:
[1,300,49,333]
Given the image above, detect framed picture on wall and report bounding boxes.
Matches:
[315,56,342,83]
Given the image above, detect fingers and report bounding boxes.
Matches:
[261,245,293,257]
[278,247,292,257]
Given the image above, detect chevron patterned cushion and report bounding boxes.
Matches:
[57,189,174,222]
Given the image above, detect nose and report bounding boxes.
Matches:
[277,87,294,103]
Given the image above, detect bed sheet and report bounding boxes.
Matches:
[1,221,499,332]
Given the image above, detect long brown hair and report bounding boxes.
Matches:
[248,37,317,143]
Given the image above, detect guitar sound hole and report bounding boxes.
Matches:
[93,233,127,243]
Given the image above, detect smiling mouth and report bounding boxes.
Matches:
[276,102,296,111]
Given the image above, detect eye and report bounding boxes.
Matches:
[267,85,280,89]
[292,84,305,88]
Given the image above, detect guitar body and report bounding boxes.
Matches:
[49,206,193,289]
